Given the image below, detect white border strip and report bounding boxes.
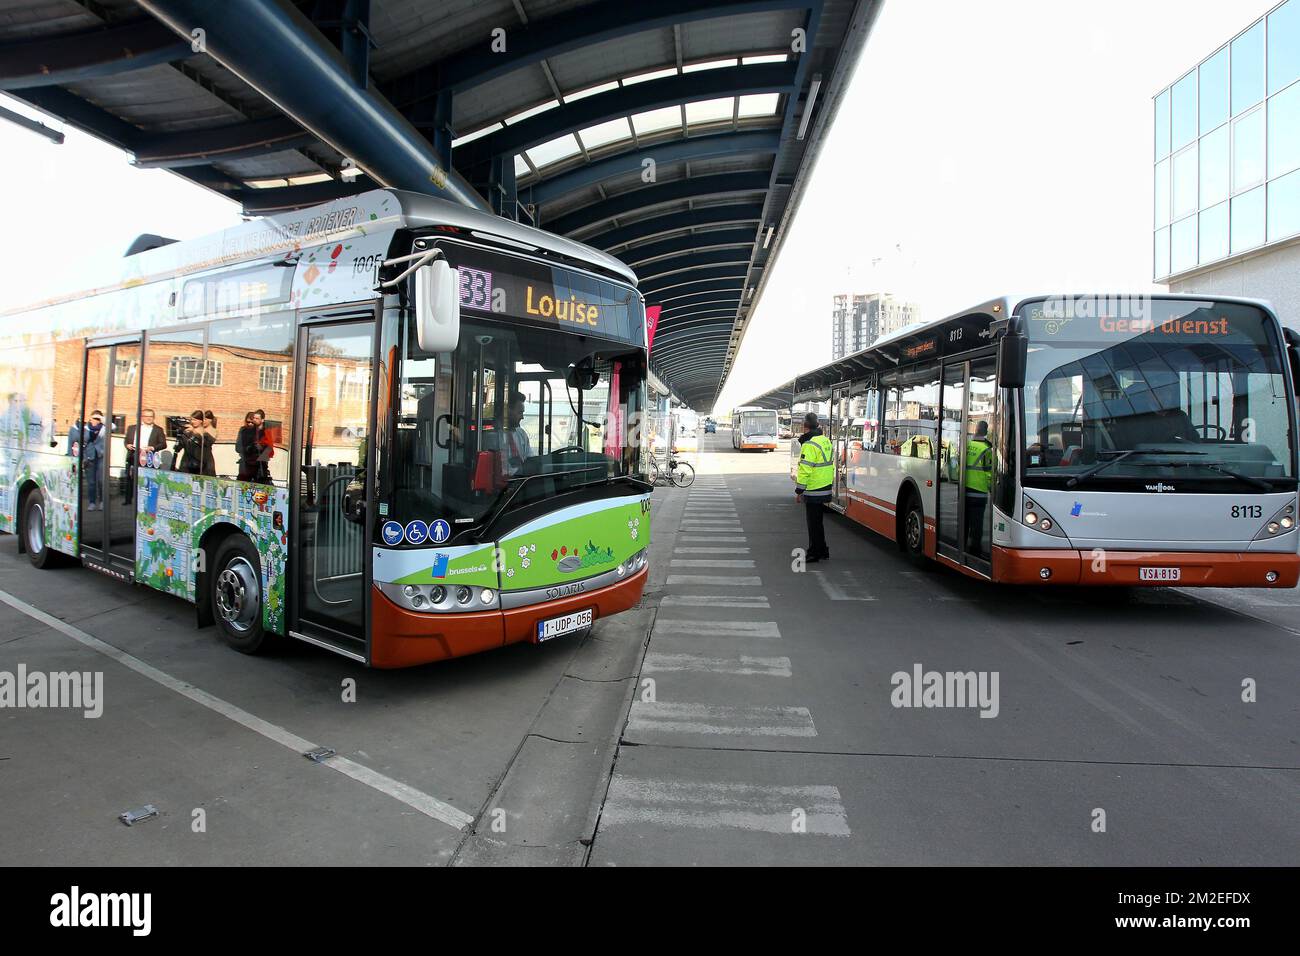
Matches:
[0,588,474,831]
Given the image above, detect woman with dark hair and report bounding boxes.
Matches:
[175,410,217,476]
[236,411,261,482]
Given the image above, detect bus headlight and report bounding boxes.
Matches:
[480,588,495,604]
[402,584,418,599]
[1256,502,1299,540]
[430,585,446,604]
[456,585,473,605]
[1024,511,1039,525]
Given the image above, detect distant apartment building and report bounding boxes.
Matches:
[831,293,920,360]
[1153,0,1300,326]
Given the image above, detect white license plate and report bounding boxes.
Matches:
[1139,567,1181,582]
[537,608,593,641]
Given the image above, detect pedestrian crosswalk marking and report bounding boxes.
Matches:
[670,559,755,569]
[665,574,762,586]
[643,653,792,677]
[626,701,816,737]
[654,619,780,637]
[660,594,769,608]
[600,778,850,836]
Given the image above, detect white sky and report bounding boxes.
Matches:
[713,0,1279,411]
[0,0,1278,410]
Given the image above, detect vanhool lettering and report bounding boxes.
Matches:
[526,286,599,327]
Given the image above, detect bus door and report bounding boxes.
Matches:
[937,355,997,573]
[79,338,142,574]
[829,384,850,511]
[290,315,377,660]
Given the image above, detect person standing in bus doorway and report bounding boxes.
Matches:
[82,410,106,510]
[964,420,994,556]
[795,411,834,562]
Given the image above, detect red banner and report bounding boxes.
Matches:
[645,305,661,352]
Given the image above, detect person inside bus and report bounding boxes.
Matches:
[123,408,167,502]
[1112,381,1199,447]
[499,391,532,477]
[175,410,216,476]
[236,409,274,483]
[79,410,107,510]
[965,420,994,557]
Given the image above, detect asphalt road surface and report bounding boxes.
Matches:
[1,431,1296,865]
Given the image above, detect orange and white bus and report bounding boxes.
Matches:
[793,294,1300,588]
[731,405,779,451]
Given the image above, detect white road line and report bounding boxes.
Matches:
[643,653,792,677]
[810,570,876,601]
[674,547,751,554]
[665,574,762,586]
[660,594,769,608]
[679,522,743,528]
[0,588,474,831]
[654,619,781,638]
[670,559,755,569]
[626,701,817,737]
[601,777,850,836]
[679,535,747,543]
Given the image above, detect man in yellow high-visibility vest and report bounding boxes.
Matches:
[795,412,834,562]
[964,419,993,556]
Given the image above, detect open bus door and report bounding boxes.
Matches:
[937,355,997,575]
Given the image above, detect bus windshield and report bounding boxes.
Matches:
[1020,298,1295,491]
[741,410,778,437]
[381,313,647,534]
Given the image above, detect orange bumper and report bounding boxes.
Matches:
[503,564,647,644]
[992,546,1300,587]
[369,565,648,668]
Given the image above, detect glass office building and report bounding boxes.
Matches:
[1154,0,1300,294]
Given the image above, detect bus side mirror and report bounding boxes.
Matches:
[415,258,460,352]
[997,332,1028,389]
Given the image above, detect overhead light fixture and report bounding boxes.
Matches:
[763,226,774,249]
[796,73,823,141]
[746,287,755,300]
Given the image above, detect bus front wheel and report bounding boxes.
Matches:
[211,535,272,654]
[901,495,928,568]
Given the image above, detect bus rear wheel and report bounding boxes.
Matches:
[901,494,928,568]
[22,489,62,569]
[211,535,272,654]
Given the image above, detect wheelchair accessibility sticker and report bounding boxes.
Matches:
[404,520,430,545]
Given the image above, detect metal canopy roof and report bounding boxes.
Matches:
[0,0,880,411]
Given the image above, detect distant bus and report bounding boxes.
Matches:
[732,406,779,451]
[794,294,1300,587]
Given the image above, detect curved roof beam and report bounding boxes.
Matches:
[0,17,190,89]
[386,0,811,100]
[624,228,758,267]
[583,203,764,250]
[640,266,749,297]
[456,62,796,164]
[635,249,755,281]
[545,171,768,234]
[525,130,779,205]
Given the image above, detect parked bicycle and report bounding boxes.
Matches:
[647,449,695,487]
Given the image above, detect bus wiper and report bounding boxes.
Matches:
[1065,448,1205,487]
[1199,462,1272,492]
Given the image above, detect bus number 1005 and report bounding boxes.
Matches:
[1230,504,1263,518]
